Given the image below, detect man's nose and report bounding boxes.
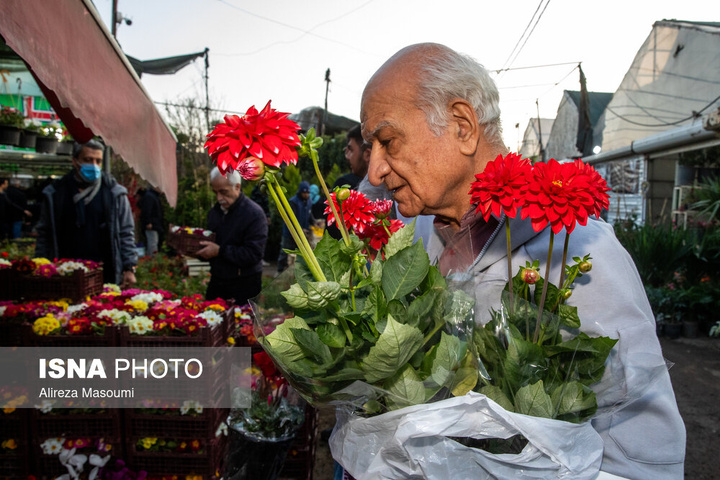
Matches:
[367,149,390,187]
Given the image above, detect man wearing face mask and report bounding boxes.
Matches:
[35,140,138,287]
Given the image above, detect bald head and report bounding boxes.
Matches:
[362,43,503,146]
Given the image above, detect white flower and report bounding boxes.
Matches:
[198,310,223,328]
[0,259,10,267]
[131,292,164,305]
[202,230,213,237]
[35,400,54,413]
[171,226,180,233]
[0,306,6,317]
[56,261,89,276]
[103,283,121,293]
[66,303,88,315]
[97,309,131,325]
[88,454,111,480]
[215,421,228,437]
[180,400,203,415]
[128,316,154,335]
[40,437,65,455]
[59,447,88,479]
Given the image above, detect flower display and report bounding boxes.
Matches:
[135,437,205,453]
[204,101,302,173]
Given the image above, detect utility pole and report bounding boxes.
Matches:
[536,99,545,162]
[111,0,118,38]
[204,48,210,132]
[322,68,331,136]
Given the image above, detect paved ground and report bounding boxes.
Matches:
[307,336,720,479]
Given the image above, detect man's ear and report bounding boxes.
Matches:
[450,100,480,156]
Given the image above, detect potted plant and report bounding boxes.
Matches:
[0,106,24,146]
[57,130,74,155]
[19,119,40,149]
[35,123,61,154]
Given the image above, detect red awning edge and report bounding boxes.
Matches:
[0,0,178,206]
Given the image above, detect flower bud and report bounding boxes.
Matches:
[521,268,540,284]
[579,261,592,273]
[237,156,265,181]
[561,289,572,300]
[336,188,351,201]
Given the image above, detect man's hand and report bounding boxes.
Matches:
[121,270,136,289]
[23,210,32,217]
[196,241,220,260]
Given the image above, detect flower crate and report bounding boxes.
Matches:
[0,410,30,479]
[19,267,104,302]
[30,410,123,439]
[0,268,18,301]
[167,226,216,257]
[127,434,228,479]
[127,407,229,443]
[278,406,319,480]
[23,324,119,347]
[119,323,227,349]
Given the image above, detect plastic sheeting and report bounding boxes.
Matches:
[0,0,178,205]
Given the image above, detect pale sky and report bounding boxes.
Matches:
[96,0,718,150]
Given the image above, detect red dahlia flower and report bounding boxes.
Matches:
[470,153,532,221]
[324,190,376,234]
[572,159,611,217]
[521,159,600,234]
[360,219,404,251]
[204,101,301,174]
[372,199,394,219]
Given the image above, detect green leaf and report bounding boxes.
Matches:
[382,242,430,300]
[479,385,515,412]
[306,281,342,309]
[315,234,352,282]
[430,332,466,386]
[370,256,384,285]
[264,316,311,363]
[557,303,581,328]
[281,283,309,309]
[292,328,333,364]
[317,322,347,348]
[362,315,424,383]
[384,219,415,259]
[384,364,426,408]
[406,288,441,330]
[361,286,387,325]
[551,381,597,423]
[515,380,554,419]
[503,331,547,390]
[450,351,479,396]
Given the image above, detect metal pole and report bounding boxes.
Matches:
[536,99,545,162]
[111,0,118,38]
[322,68,331,136]
[204,48,210,132]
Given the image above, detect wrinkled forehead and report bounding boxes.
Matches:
[360,71,417,141]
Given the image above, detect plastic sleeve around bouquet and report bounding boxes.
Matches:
[249,232,479,415]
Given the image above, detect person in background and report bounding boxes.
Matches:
[138,185,164,256]
[358,42,685,479]
[346,124,392,206]
[35,140,137,287]
[2,178,32,239]
[277,181,313,273]
[197,167,267,305]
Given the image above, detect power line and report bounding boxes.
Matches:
[499,0,552,73]
[213,0,378,57]
[491,61,580,74]
[499,0,545,72]
[605,93,720,127]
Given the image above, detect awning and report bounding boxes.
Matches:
[0,0,178,205]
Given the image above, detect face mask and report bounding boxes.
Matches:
[79,163,102,182]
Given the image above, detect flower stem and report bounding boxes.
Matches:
[266,177,326,282]
[533,231,554,344]
[558,233,570,289]
[310,149,351,246]
[505,218,514,315]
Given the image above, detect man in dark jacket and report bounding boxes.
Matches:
[138,186,164,255]
[197,167,268,305]
[35,140,137,287]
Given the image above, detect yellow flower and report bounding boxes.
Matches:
[207,304,225,312]
[33,316,60,336]
[125,299,148,312]
[1,439,17,450]
[3,408,15,414]
[227,337,236,345]
[139,437,157,449]
[32,257,51,266]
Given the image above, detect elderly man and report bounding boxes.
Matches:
[360,43,685,479]
[197,167,268,305]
